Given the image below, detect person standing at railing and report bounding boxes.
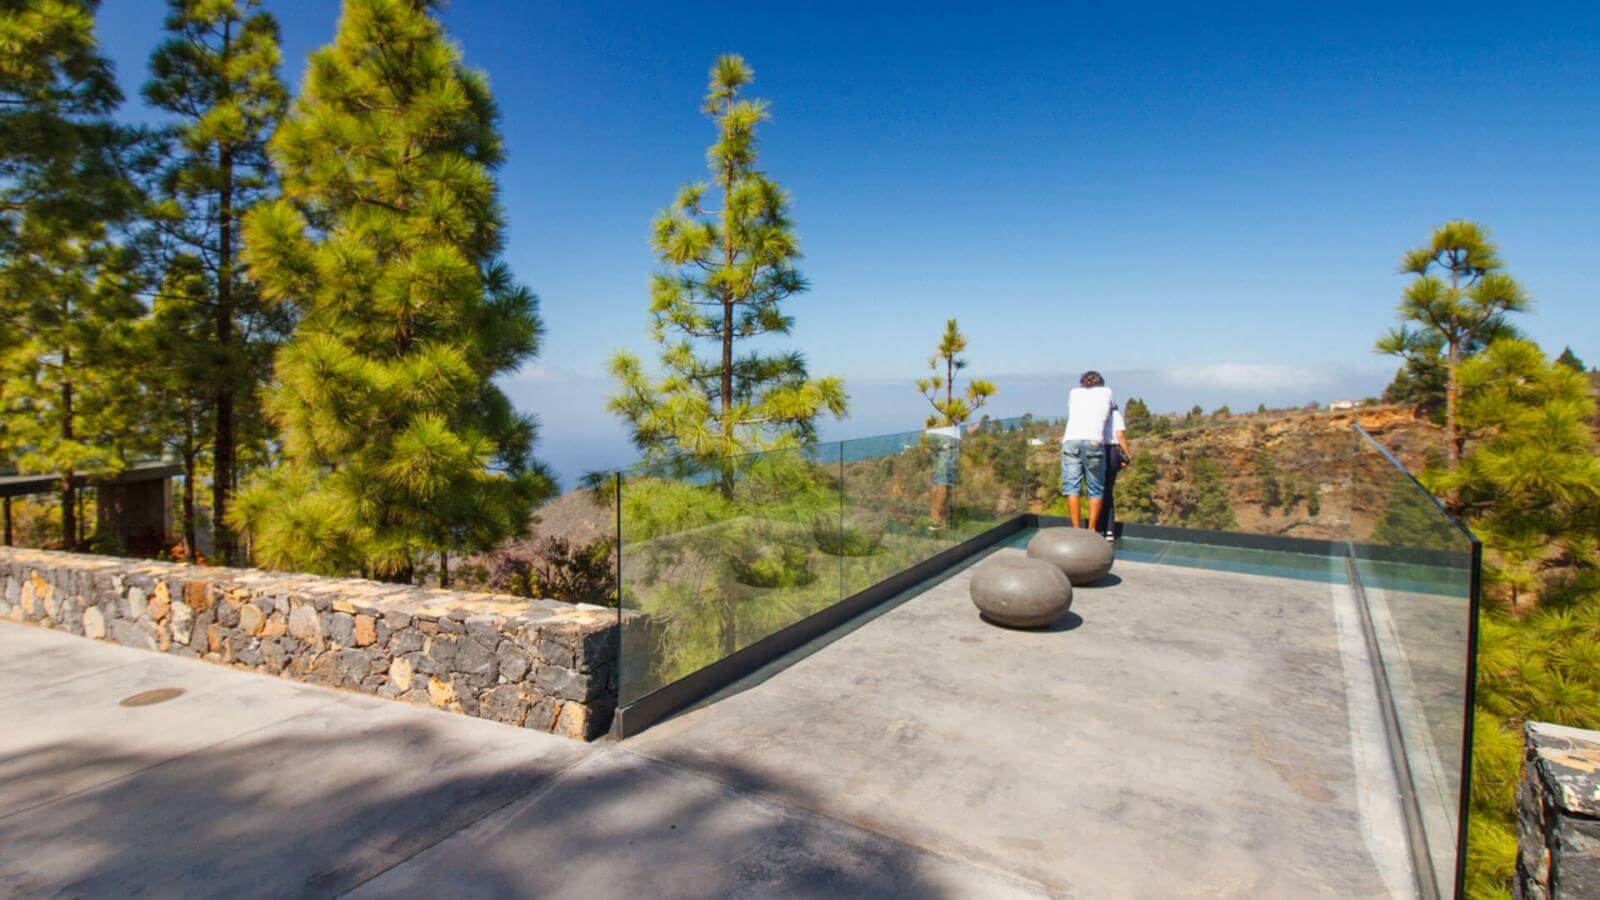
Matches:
[1059,371,1114,530]
[1094,403,1132,541]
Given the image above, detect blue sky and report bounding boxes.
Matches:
[96,1,1600,485]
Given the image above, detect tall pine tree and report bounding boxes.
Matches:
[606,55,846,671]
[233,0,550,582]
[0,0,143,548]
[1378,221,1529,464]
[609,54,846,494]
[142,0,288,563]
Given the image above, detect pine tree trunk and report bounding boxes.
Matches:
[1445,336,1461,466]
[181,449,198,560]
[440,550,449,588]
[60,347,75,550]
[717,140,736,501]
[213,144,238,564]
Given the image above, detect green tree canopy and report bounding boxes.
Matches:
[608,54,846,485]
[232,0,551,582]
[0,0,143,547]
[917,318,994,428]
[141,0,289,562]
[1556,346,1587,372]
[1123,397,1152,435]
[1186,456,1237,530]
[1378,220,1529,464]
[1429,339,1600,607]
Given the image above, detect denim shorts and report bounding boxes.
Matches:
[1060,440,1106,499]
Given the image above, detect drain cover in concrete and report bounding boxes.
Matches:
[119,687,186,707]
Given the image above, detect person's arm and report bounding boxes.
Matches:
[1118,430,1131,465]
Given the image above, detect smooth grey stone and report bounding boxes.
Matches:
[1027,527,1115,585]
[969,556,1073,628]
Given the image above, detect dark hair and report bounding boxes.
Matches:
[1080,371,1105,388]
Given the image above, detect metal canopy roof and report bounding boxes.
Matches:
[0,461,183,499]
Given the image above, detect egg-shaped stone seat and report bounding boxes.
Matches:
[1027,527,1115,585]
[969,555,1073,628]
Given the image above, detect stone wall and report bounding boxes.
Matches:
[1517,721,1600,899]
[0,547,621,740]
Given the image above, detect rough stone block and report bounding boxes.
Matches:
[354,614,377,647]
[326,611,356,647]
[1519,722,1600,899]
[287,603,322,646]
[238,603,265,636]
[497,642,531,683]
[82,605,106,640]
[454,638,498,680]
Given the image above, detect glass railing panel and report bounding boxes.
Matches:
[1348,426,1475,893]
[952,415,1055,540]
[617,442,843,705]
[837,428,966,599]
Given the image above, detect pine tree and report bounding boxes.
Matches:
[1255,450,1282,509]
[606,54,846,672]
[1186,456,1237,530]
[1556,346,1587,372]
[232,0,551,582]
[142,0,288,563]
[1428,339,1600,608]
[608,54,847,493]
[917,318,994,427]
[1115,449,1160,524]
[1378,221,1529,464]
[1123,397,1152,435]
[0,0,143,548]
[128,259,211,555]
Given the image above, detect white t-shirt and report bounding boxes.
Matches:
[1103,408,1125,444]
[1062,386,1114,443]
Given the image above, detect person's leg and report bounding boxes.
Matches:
[1081,442,1106,530]
[1060,441,1085,528]
[1097,445,1121,536]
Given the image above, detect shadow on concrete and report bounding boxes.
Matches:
[977,611,1084,633]
[1078,573,1123,589]
[0,720,984,898]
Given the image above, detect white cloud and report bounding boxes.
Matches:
[1156,363,1340,392]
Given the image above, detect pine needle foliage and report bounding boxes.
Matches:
[1378,221,1529,465]
[917,318,995,428]
[141,0,289,563]
[1430,339,1600,608]
[608,54,847,489]
[232,0,550,582]
[0,0,143,547]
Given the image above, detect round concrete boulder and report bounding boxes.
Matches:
[970,556,1073,628]
[1027,527,1115,585]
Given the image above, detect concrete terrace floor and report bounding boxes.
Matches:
[0,540,1416,898]
[0,622,1033,898]
[626,542,1416,898]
